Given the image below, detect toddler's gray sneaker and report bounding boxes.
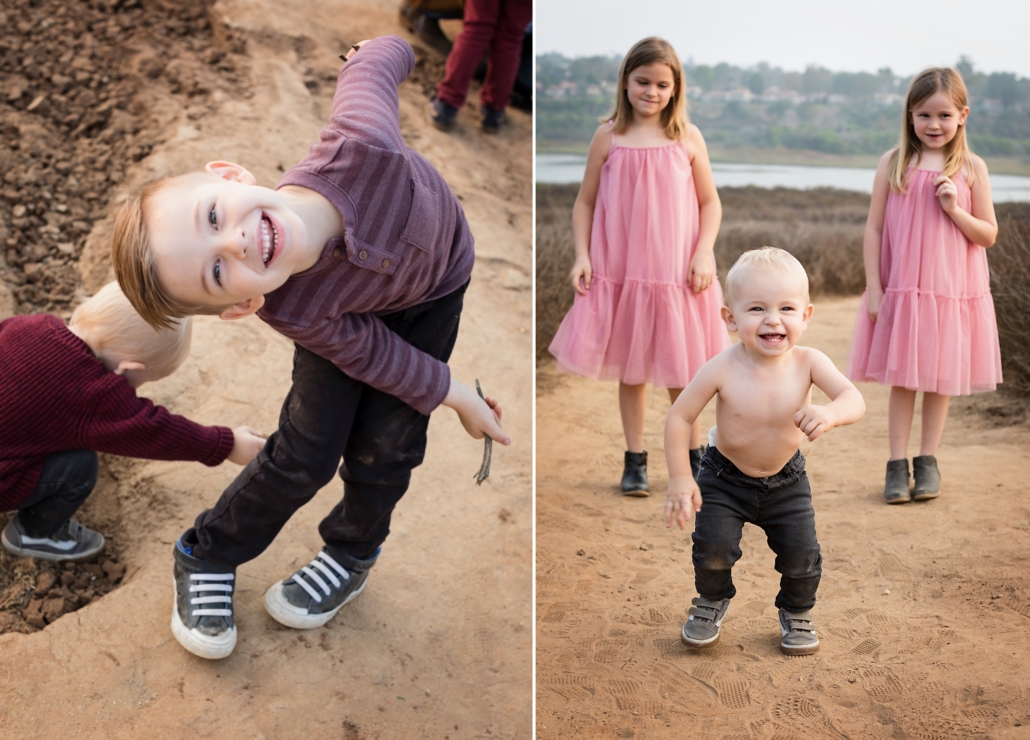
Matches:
[171,540,237,659]
[2,514,104,562]
[264,547,378,629]
[778,608,819,655]
[680,596,730,647]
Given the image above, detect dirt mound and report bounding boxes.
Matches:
[0,0,247,317]
[0,539,125,633]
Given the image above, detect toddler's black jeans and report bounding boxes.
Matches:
[189,281,467,566]
[692,445,822,612]
[17,450,99,537]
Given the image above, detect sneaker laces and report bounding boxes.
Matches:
[291,551,351,604]
[189,572,235,617]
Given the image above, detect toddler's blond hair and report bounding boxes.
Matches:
[71,281,192,378]
[724,247,810,306]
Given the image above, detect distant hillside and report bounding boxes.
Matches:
[537,54,1030,162]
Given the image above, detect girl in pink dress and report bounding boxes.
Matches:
[848,67,1001,504]
[548,37,729,495]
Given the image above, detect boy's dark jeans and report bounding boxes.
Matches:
[692,445,821,612]
[190,281,467,566]
[17,450,99,537]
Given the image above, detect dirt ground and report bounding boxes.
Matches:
[0,1,532,737]
[536,296,1030,739]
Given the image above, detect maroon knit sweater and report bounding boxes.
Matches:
[261,36,475,415]
[0,314,235,511]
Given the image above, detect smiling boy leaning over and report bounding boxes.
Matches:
[664,247,865,656]
[111,36,509,659]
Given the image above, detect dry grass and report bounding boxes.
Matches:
[990,204,1030,396]
[535,183,869,360]
[536,185,1030,423]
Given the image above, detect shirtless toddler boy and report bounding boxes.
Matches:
[664,247,865,655]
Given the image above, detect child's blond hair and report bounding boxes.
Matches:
[71,281,192,378]
[112,176,233,331]
[724,247,810,306]
[889,67,974,193]
[605,37,689,140]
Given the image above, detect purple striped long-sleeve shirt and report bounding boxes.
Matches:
[260,36,475,415]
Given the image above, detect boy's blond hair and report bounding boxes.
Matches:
[112,176,232,330]
[71,281,192,378]
[724,247,810,305]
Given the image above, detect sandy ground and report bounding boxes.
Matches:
[536,296,1030,739]
[0,1,532,737]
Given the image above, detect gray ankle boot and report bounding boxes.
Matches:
[912,455,940,500]
[884,459,911,504]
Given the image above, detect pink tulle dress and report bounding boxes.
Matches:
[548,133,730,388]
[848,168,1002,395]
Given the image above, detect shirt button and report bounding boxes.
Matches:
[332,247,341,257]
[358,250,368,260]
[381,259,390,269]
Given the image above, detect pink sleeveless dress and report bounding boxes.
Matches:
[548,133,729,388]
[848,168,1002,395]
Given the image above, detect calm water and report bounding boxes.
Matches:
[536,153,1030,203]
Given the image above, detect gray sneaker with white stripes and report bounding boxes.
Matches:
[171,540,237,659]
[263,547,378,630]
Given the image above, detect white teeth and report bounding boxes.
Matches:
[260,217,274,264]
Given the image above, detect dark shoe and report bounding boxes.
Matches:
[912,455,940,500]
[680,596,730,647]
[689,447,704,481]
[620,450,649,496]
[398,3,453,56]
[264,547,378,629]
[778,608,819,655]
[480,105,505,134]
[883,459,911,504]
[171,539,237,659]
[429,97,458,131]
[1,514,104,562]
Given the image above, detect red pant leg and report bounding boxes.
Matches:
[478,0,531,111]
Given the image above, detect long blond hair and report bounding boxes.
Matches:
[889,67,974,193]
[605,37,689,140]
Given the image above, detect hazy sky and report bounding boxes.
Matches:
[536,0,1030,78]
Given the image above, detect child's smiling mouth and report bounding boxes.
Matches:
[259,214,278,266]
[760,332,786,344]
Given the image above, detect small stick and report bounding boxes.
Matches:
[474,379,492,485]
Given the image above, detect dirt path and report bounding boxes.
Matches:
[536,296,1030,739]
[0,1,532,738]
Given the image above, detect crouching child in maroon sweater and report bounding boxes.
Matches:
[111,36,510,659]
[0,282,266,563]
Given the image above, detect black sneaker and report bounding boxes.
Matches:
[429,97,458,131]
[480,105,505,134]
[171,540,237,659]
[264,547,378,629]
[1,514,104,562]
